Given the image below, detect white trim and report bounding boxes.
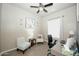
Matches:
[0,48,17,56]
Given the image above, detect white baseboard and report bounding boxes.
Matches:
[0,48,17,56]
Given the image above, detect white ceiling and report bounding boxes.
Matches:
[11,3,76,16]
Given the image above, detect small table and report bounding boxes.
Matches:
[29,38,36,47]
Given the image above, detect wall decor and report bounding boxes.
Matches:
[25,17,37,29]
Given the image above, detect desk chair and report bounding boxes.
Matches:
[47,35,57,56]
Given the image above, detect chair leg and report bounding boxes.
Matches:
[22,50,26,54]
[42,42,44,44]
[47,48,55,56]
[17,49,19,51]
[17,49,25,54]
[22,51,24,54]
[47,48,51,56]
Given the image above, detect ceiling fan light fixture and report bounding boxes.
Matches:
[39,7,43,11]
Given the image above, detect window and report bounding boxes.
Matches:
[48,18,61,39]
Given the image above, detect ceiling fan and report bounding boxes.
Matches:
[30,3,53,14]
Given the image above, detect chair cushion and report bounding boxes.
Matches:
[36,38,44,42]
[17,42,31,51]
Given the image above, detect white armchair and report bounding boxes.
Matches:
[17,37,31,54]
[36,34,44,43]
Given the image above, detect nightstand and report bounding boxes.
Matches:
[29,38,36,47]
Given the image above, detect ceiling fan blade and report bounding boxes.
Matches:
[37,10,40,13]
[44,3,53,7]
[43,9,48,12]
[30,6,39,8]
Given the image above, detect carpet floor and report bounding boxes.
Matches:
[2,42,63,56]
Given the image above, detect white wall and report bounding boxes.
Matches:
[0,3,2,52]
[42,5,76,41]
[0,3,41,52]
[77,3,79,44]
[77,3,79,21]
[40,17,48,42]
[78,3,79,20]
[33,17,43,39]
